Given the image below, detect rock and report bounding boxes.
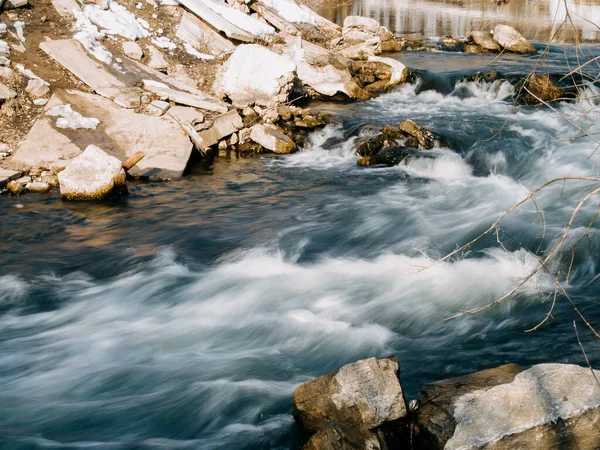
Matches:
[218,140,228,150]
[0,81,17,102]
[4,0,28,9]
[304,422,383,450]
[340,38,382,60]
[146,99,170,116]
[6,180,23,194]
[168,105,204,125]
[364,79,390,93]
[13,89,193,179]
[356,125,405,156]
[492,24,536,53]
[250,124,297,154]
[370,145,423,167]
[28,181,50,193]
[0,168,21,187]
[58,145,127,200]
[293,356,407,432]
[343,16,380,37]
[263,108,280,123]
[16,176,31,185]
[417,363,600,450]
[367,56,408,87]
[464,44,485,53]
[381,40,404,52]
[351,61,392,84]
[277,104,294,121]
[26,79,50,98]
[398,119,435,149]
[197,110,243,149]
[146,45,169,72]
[176,11,234,58]
[122,41,144,61]
[113,88,143,109]
[470,31,501,51]
[525,74,567,103]
[213,44,296,108]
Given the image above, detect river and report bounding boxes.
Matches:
[1,2,600,449]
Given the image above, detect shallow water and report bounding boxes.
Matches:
[320,0,600,43]
[2,40,600,450]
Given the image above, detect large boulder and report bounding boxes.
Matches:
[250,124,297,154]
[493,25,536,53]
[342,16,392,42]
[416,363,600,450]
[293,356,407,432]
[339,38,382,60]
[281,37,370,101]
[470,30,501,52]
[213,44,296,108]
[58,145,126,200]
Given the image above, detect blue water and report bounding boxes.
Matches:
[1,46,600,449]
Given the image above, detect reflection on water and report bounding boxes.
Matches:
[319,0,600,42]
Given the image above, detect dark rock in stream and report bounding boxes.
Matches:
[369,145,425,167]
[303,422,384,450]
[399,119,436,150]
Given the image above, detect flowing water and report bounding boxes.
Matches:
[2,10,600,450]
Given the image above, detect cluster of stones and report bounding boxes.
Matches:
[293,357,600,450]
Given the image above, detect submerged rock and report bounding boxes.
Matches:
[58,145,127,200]
[213,44,296,108]
[493,24,536,53]
[416,363,600,450]
[293,356,407,432]
[524,74,574,104]
[369,145,423,166]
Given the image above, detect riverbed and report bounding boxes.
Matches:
[2,6,600,450]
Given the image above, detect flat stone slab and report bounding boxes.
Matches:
[12,89,193,180]
[176,11,234,57]
[0,81,17,101]
[0,168,21,187]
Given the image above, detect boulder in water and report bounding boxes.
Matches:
[213,44,296,108]
[398,120,436,149]
[250,124,297,154]
[293,356,407,432]
[524,74,570,103]
[492,25,536,53]
[470,31,501,52]
[58,145,127,200]
[416,363,600,450]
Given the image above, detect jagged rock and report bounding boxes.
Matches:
[369,145,423,167]
[197,110,243,148]
[470,31,501,51]
[0,81,16,102]
[58,145,127,200]
[213,44,296,108]
[122,41,144,61]
[304,422,383,450]
[351,61,392,84]
[293,356,406,432]
[250,124,297,154]
[365,79,390,93]
[417,363,600,450]
[146,45,168,72]
[492,24,536,53]
[356,125,406,156]
[342,16,380,39]
[368,56,408,87]
[381,40,404,52]
[340,38,382,60]
[398,120,435,149]
[25,79,50,98]
[28,181,50,193]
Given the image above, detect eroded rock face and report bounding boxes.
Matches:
[58,145,126,200]
[293,356,407,432]
[493,24,536,53]
[213,44,296,108]
[416,363,600,450]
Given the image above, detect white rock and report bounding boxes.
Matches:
[28,181,50,192]
[250,123,297,154]
[343,16,380,34]
[33,98,49,106]
[368,56,408,87]
[213,44,296,108]
[0,40,10,56]
[26,79,50,98]
[339,37,381,60]
[0,81,17,101]
[122,41,144,60]
[493,24,536,53]
[146,45,168,71]
[80,2,149,40]
[146,99,170,116]
[58,145,127,200]
[151,36,176,50]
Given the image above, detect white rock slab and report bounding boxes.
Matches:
[13,89,193,179]
[0,168,21,187]
[51,0,81,16]
[493,24,536,53]
[368,56,408,86]
[122,41,144,61]
[0,81,16,101]
[213,44,296,108]
[176,11,234,57]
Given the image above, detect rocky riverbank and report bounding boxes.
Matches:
[0,0,549,199]
[292,357,600,450]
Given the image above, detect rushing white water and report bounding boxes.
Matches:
[2,54,600,449]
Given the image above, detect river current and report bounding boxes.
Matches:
[2,30,600,450]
